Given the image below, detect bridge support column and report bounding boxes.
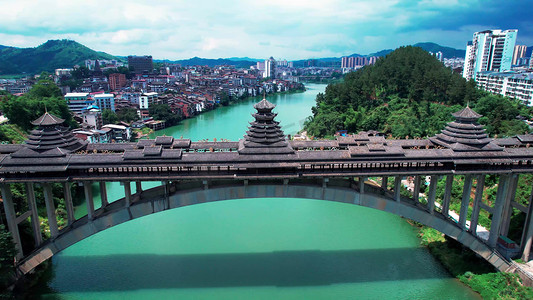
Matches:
[43,183,59,238]
[427,176,438,215]
[381,177,388,190]
[520,183,533,261]
[489,174,511,247]
[136,181,143,194]
[442,175,454,217]
[63,182,75,226]
[163,181,170,209]
[0,183,23,260]
[470,175,485,235]
[358,177,366,194]
[459,175,473,229]
[25,183,42,246]
[84,182,94,220]
[500,174,519,237]
[413,176,421,203]
[99,182,108,207]
[124,181,132,207]
[394,176,402,202]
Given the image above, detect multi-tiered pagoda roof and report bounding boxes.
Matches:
[238,97,295,155]
[12,112,86,158]
[430,106,502,151]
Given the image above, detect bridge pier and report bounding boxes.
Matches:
[489,175,511,247]
[427,176,438,215]
[84,182,95,220]
[63,182,75,226]
[412,176,421,203]
[25,183,42,246]
[43,183,59,238]
[469,175,485,235]
[99,182,108,207]
[124,181,132,207]
[521,183,533,261]
[0,183,23,260]
[459,175,473,229]
[442,175,454,217]
[381,177,388,190]
[500,174,519,237]
[136,181,143,194]
[394,176,401,202]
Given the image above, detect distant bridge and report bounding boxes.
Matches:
[1,99,533,275]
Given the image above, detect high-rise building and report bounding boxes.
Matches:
[513,45,528,65]
[127,55,153,74]
[109,73,126,91]
[462,29,518,80]
[263,57,276,78]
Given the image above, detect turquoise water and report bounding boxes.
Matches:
[35,84,479,299]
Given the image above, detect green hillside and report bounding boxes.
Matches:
[304,46,530,138]
[0,40,120,75]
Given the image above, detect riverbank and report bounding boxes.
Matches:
[414,224,533,299]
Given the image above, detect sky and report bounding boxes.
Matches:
[0,0,532,60]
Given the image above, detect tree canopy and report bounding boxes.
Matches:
[304,46,530,138]
[0,81,76,131]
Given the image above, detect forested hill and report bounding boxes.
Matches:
[0,40,119,75]
[304,46,531,138]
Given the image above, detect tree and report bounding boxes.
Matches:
[71,66,91,80]
[0,225,16,290]
[102,109,119,125]
[0,94,76,131]
[116,108,139,123]
[218,91,230,106]
[149,104,180,126]
[27,79,62,98]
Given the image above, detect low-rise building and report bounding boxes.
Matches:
[65,92,93,114]
[476,71,533,106]
[93,94,116,112]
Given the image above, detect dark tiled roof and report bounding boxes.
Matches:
[239,97,294,155]
[31,112,65,126]
[430,107,502,152]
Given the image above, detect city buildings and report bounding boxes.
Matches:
[476,70,533,106]
[463,29,518,80]
[127,55,153,74]
[109,73,126,91]
[513,45,528,65]
[64,92,93,114]
[93,94,116,112]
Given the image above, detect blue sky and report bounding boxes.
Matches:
[0,0,531,60]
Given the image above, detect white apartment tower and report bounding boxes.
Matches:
[463,29,518,80]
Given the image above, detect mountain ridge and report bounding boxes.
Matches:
[0,40,469,75]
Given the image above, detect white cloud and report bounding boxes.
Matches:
[0,0,528,59]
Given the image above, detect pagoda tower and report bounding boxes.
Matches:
[238,97,294,155]
[429,106,502,151]
[12,112,87,158]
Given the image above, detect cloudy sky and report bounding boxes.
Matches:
[1,0,532,60]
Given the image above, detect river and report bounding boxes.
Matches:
[33,83,480,299]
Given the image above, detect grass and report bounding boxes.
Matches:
[415,225,533,299]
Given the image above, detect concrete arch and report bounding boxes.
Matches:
[17,178,510,274]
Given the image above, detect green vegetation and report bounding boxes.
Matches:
[304,46,531,138]
[416,226,533,299]
[0,40,120,75]
[117,108,140,123]
[0,225,16,293]
[102,109,119,125]
[0,80,77,131]
[460,272,533,299]
[0,124,27,144]
[149,104,181,126]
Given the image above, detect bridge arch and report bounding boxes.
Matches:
[17,178,510,274]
